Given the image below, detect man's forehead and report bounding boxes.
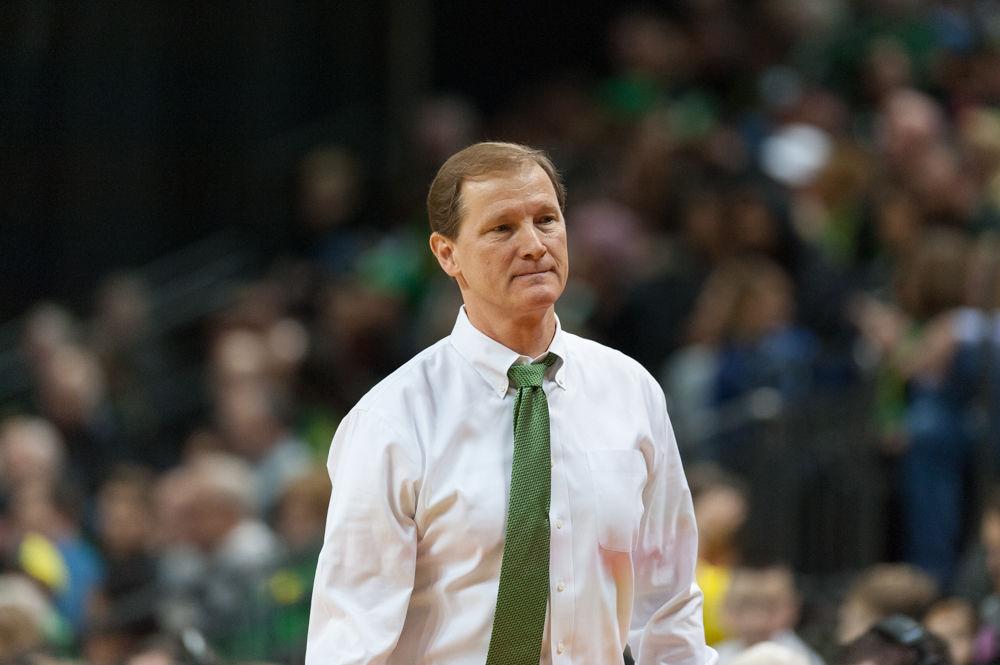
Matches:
[461,165,558,207]
[463,162,547,189]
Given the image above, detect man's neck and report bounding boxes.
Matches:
[465,306,557,358]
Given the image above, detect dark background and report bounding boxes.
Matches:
[0,1,620,321]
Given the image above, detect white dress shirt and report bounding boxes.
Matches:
[306,307,717,665]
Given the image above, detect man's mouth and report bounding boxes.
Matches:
[513,269,552,279]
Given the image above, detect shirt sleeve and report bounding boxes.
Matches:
[305,407,422,665]
[629,387,719,665]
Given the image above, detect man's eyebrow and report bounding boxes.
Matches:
[482,198,559,222]
[480,208,516,225]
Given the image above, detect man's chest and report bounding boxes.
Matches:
[409,388,653,562]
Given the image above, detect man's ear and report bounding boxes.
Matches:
[429,232,461,278]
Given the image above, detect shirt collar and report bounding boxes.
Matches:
[449,306,568,398]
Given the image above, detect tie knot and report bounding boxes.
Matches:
[507,355,555,389]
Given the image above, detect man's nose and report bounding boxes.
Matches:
[518,225,547,260]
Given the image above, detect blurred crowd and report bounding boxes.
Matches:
[4,1,1000,664]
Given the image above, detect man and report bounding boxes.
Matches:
[306,142,716,664]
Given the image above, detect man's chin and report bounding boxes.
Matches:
[513,286,563,313]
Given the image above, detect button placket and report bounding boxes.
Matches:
[547,390,574,663]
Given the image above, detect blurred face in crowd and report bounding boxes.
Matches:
[21,304,76,371]
[216,382,280,459]
[431,163,568,329]
[734,271,793,341]
[97,480,152,558]
[152,469,197,548]
[723,567,799,646]
[186,485,242,553]
[925,601,975,665]
[10,479,68,538]
[693,485,747,565]
[38,346,105,428]
[211,329,270,389]
[0,418,62,489]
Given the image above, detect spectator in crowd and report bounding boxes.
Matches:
[689,464,750,645]
[716,563,824,664]
[259,469,332,663]
[214,381,313,515]
[8,0,1000,661]
[560,198,651,336]
[83,465,160,665]
[149,466,198,553]
[87,273,184,470]
[0,417,65,513]
[837,564,939,645]
[667,257,818,466]
[156,453,283,658]
[0,574,58,663]
[838,614,952,665]
[856,229,978,584]
[7,478,103,640]
[924,598,976,665]
[274,468,330,556]
[33,345,120,494]
[208,289,311,404]
[20,303,80,382]
[612,186,727,375]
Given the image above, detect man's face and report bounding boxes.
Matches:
[431,164,568,325]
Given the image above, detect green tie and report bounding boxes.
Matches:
[486,354,557,665]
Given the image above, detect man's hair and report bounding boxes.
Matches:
[426,141,566,239]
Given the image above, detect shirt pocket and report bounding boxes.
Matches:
[586,449,647,553]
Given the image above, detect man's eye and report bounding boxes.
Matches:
[539,216,557,224]
[492,224,511,233]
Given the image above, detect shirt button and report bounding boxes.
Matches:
[557,641,566,654]
[555,518,563,529]
[557,581,566,592]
